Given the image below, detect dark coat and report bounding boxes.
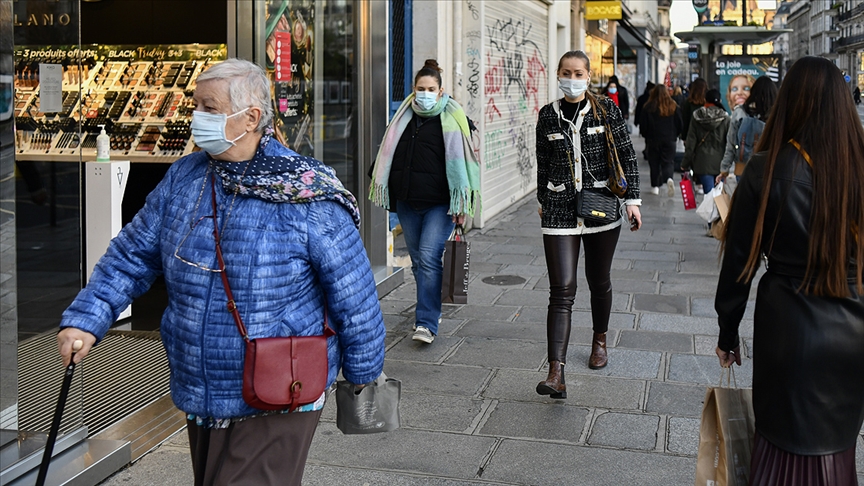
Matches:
[388,114,449,208]
[682,105,729,175]
[602,85,630,119]
[716,146,864,455]
[633,91,650,128]
[680,99,704,141]
[638,104,682,143]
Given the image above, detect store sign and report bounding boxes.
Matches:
[585,1,622,21]
[15,44,228,62]
[13,0,79,45]
[692,0,709,13]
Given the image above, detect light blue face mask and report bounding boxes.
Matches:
[558,78,588,99]
[608,87,618,94]
[190,108,249,155]
[414,91,439,111]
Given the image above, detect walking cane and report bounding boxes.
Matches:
[35,339,83,486]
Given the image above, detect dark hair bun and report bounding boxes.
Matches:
[423,59,442,73]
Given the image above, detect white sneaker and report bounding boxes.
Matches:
[667,178,675,196]
[413,317,441,331]
[650,186,660,195]
[412,326,434,343]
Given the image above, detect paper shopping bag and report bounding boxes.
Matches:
[441,225,470,304]
[695,384,755,486]
[336,373,401,434]
[680,173,697,210]
[710,185,732,240]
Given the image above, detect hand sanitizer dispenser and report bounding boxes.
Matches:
[96,124,110,161]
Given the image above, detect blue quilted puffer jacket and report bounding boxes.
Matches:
[60,142,386,419]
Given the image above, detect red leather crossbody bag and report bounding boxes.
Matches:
[209,176,333,411]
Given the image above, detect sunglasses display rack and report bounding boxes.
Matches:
[14,54,222,163]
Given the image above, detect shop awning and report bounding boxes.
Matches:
[617,17,664,59]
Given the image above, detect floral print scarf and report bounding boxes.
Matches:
[210,129,361,227]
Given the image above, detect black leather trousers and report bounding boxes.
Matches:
[543,227,621,363]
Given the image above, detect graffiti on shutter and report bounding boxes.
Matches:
[483,0,547,215]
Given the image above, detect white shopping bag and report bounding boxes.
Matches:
[696,182,724,223]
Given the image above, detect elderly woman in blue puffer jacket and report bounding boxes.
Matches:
[56,59,385,485]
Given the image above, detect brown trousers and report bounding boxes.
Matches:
[187,409,323,486]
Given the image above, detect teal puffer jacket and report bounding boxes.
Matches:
[60,142,385,419]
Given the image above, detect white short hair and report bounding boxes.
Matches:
[196,58,274,132]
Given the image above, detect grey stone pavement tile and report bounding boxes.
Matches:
[382,361,491,397]
[617,330,693,353]
[639,313,754,338]
[479,401,588,443]
[445,337,547,370]
[481,440,695,485]
[645,382,707,418]
[565,346,662,380]
[308,423,497,479]
[386,335,464,363]
[588,412,660,450]
[667,354,753,386]
[397,394,486,432]
[451,304,520,321]
[667,417,701,456]
[633,293,688,315]
[303,466,493,486]
[482,369,644,411]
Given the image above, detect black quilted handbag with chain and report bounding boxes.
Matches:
[576,187,620,224]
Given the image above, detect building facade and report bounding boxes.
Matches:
[836,0,864,91]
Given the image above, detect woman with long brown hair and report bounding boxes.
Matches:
[638,85,682,195]
[681,77,707,143]
[534,50,642,399]
[715,56,864,485]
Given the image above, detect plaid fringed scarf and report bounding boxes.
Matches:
[369,93,481,216]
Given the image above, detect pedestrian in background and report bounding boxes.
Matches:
[682,89,729,196]
[671,85,686,107]
[639,85,683,196]
[681,78,708,144]
[854,85,861,105]
[633,81,655,160]
[717,76,778,185]
[603,75,630,126]
[57,59,386,485]
[535,50,642,398]
[369,59,481,344]
[715,56,864,485]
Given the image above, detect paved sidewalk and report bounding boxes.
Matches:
[101,135,864,485]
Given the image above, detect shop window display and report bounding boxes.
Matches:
[265,0,356,190]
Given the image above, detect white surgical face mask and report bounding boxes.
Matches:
[559,78,588,99]
[190,108,250,155]
[414,91,439,111]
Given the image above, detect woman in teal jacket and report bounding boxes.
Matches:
[56,59,385,485]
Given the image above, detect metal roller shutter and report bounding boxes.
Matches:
[482,0,549,221]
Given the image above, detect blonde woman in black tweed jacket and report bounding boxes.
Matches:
[535,50,642,400]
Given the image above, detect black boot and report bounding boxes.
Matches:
[536,360,566,399]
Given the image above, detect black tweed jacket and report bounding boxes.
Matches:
[536,95,640,231]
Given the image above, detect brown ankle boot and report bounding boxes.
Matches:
[536,360,566,399]
[589,332,608,369]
